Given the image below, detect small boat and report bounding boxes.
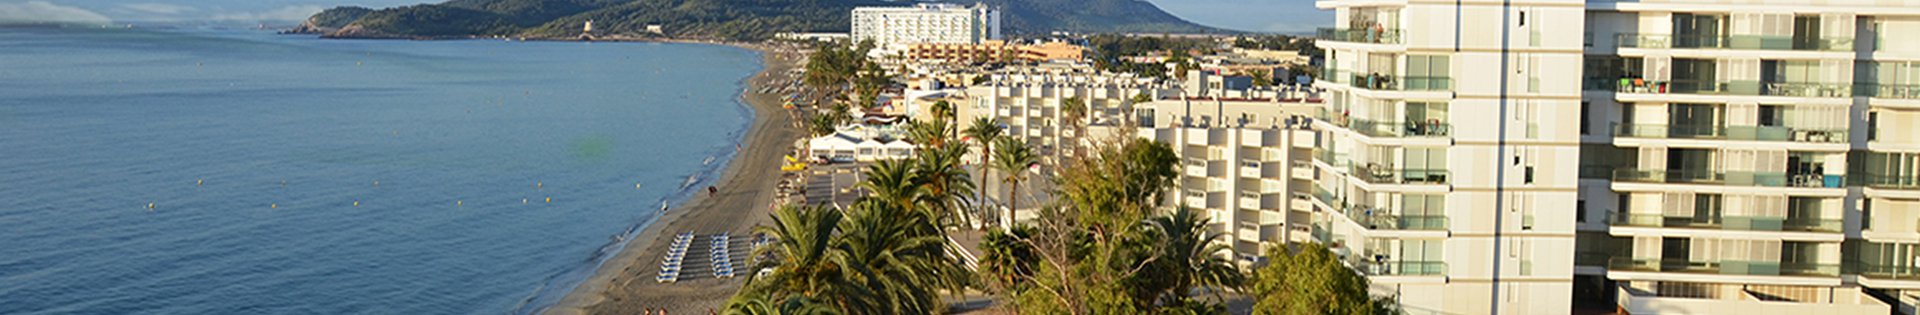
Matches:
[660,201,669,212]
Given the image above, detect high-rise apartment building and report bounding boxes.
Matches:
[851,3,1001,52]
[1313,0,1920,313]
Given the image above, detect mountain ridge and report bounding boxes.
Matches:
[296,0,1226,40]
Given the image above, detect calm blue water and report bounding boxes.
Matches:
[0,27,759,314]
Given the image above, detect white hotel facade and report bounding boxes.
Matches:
[851,3,1001,51]
[1312,0,1920,313]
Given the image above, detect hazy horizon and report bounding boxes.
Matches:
[0,0,1326,34]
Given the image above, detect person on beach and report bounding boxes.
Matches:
[707,185,718,197]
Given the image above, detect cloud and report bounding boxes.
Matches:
[209,5,323,22]
[0,1,113,25]
[119,3,194,15]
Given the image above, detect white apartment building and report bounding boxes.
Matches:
[851,3,1001,52]
[1316,0,1920,313]
[1313,0,1584,314]
[1123,96,1323,265]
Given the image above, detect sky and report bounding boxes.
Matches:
[0,0,1327,33]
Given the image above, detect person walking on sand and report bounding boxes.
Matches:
[707,185,718,197]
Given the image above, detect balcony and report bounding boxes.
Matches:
[1612,213,1842,233]
[1856,83,1920,99]
[1317,27,1402,44]
[1612,169,1843,188]
[1613,123,1848,143]
[1350,259,1446,276]
[1345,209,1448,231]
[1348,118,1451,138]
[1350,163,1449,185]
[1864,174,1920,190]
[1849,261,1920,281]
[1345,73,1452,92]
[1608,78,1852,98]
[1608,257,1839,277]
[1614,33,1853,51]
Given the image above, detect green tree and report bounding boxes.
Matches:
[978,227,1037,314]
[837,200,970,314]
[1059,97,1088,162]
[991,137,1037,227]
[914,145,976,229]
[808,113,840,138]
[1250,243,1400,315]
[963,117,1004,227]
[1137,207,1245,308]
[735,205,876,312]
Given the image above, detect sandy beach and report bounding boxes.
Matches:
[544,43,804,315]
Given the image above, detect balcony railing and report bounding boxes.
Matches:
[1607,257,1839,276]
[1345,73,1452,91]
[1848,261,1920,281]
[1613,169,1844,188]
[1615,33,1853,51]
[1351,259,1446,276]
[1610,78,1853,97]
[1317,27,1403,44]
[1856,83,1920,99]
[1864,174,1920,189]
[1350,164,1449,185]
[1611,213,1840,233]
[1349,118,1452,138]
[1613,123,1848,143]
[1344,207,1448,231]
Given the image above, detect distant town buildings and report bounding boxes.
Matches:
[905,40,1086,63]
[851,3,1002,52]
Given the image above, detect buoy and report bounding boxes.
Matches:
[373,180,380,187]
[197,179,203,186]
[523,198,529,204]
[148,202,155,209]
[636,183,642,190]
[354,200,360,207]
[457,200,463,207]
[536,181,543,189]
[271,203,277,209]
[545,197,551,203]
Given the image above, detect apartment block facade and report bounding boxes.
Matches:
[1315,0,1920,313]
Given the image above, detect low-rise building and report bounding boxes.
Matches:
[905,40,1086,63]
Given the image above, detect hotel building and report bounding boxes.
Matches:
[1312,0,1920,313]
[851,3,1002,52]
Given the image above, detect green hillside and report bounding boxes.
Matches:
[308,0,1220,40]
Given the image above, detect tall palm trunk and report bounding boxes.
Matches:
[977,146,992,229]
[1005,179,1018,227]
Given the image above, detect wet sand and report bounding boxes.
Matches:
[544,44,804,315]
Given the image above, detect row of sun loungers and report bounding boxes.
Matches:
[656,232,696,283]
[711,234,735,278]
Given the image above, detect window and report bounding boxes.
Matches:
[1862,201,1873,231]
[1869,112,1879,141]
[1577,200,1587,223]
[1405,55,1451,90]
[1580,101,1591,135]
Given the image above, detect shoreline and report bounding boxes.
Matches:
[542,42,804,315]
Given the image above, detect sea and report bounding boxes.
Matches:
[0,26,759,314]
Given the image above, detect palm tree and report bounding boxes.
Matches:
[837,200,970,314]
[979,227,1036,314]
[737,204,877,312]
[914,145,975,229]
[1144,207,1246,306]
[963,117,1002,226]
[1059,97,1088,162]
[906,119,950,149]
[857,159,924,212]
[991,137,1037,227]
